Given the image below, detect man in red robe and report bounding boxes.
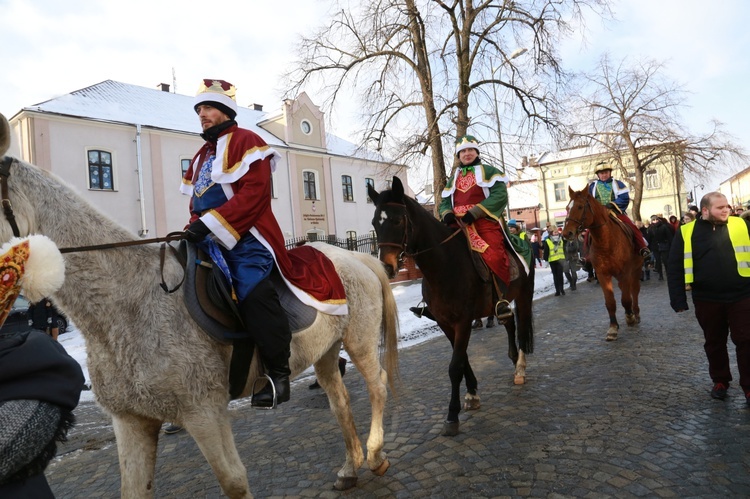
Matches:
[181,79,346,407]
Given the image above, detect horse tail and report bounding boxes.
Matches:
[352,253,400,395]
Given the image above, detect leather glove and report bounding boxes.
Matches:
[461,211,476,225]
[443,212,456,226]
[184,219,211,243]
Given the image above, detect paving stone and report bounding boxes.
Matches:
[44,280,750,497]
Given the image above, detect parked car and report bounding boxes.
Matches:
[0,295,68,335]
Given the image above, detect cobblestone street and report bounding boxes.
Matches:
[47,277,750,498]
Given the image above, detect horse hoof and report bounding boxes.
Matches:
[463,393,480,411]
[371,459,390,476]
[625,314,637,326]
[514,375,526,385]
[441,421,460,437]
[334,476,358,490]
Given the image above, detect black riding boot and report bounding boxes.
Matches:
[240,279,292,408]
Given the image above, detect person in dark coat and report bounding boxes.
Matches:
[647,215,674,281]
[28,298,60,341]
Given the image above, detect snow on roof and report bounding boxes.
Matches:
[20,80,389,162]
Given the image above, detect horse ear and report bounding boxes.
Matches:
[367,183,380,204]
[568,186,575,197]
[392,176,404,200]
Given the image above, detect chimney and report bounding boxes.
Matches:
[252,103,263,111]
[157,83,170,92]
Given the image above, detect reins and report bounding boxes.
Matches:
[565,196,607,234]
[0,155,187,293]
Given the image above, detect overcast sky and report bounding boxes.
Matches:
[1,0,748,191]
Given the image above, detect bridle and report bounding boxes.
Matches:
[564,195,607,234]
[0,156,186,292]
[376,202,463,264]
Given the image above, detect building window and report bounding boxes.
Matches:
[180,158,191,177]
[301,119,313,135]
[306,228,325,241]
[553,182,567,202]
[303,170,319,200]
[87,150,114,190]
[645,169,661,190]
[365,177,375,203]
[385,179,392,190]
[342,175,354,202]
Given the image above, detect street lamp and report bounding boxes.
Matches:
[491,47,528,174]
[492,47,527,220]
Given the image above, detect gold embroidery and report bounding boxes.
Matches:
[206,210,240,241]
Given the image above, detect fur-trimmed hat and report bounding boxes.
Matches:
[193,79,238,120]
[0,235,64,326]
[455,135,480,156]
[594,161,613,174]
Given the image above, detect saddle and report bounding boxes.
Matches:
[179,241,318,400]
[180,240,318,343]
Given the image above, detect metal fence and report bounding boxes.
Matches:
[285,234,379,256]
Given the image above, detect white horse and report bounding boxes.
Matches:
[0,113,399,498]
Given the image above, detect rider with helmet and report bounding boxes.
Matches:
[588,161,652,260]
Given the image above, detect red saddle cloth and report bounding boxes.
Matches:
[281,245,347,314]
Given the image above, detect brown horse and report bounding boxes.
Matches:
[368,176,535,436]
[562,186,642,341]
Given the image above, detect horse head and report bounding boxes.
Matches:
[368,176,408,278]
[562,186,601,240]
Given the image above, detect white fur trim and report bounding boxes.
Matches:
[14,235,65,302]
[194,92,238,115]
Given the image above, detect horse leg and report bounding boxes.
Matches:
[598,275,620,341]
[314,345,366,490]
[463,360,480,411]
[111,413,162,498]
[619,276,637,327]
[341,336,392,478]
[184,409,252,498]
[442,329,470,436]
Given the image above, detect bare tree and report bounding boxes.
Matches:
[284,0,610,197]
[562,54,747,221]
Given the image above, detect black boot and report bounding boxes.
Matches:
[253,352,291,407]
[485,316,495,328]
[240,279,293,408]
[409,305,436,322]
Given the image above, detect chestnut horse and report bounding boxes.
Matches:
[562,186,642,341]
[369,177,534,436]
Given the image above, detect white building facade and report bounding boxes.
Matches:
[6,80,408,242]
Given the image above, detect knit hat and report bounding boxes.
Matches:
[193,79,238,120]
[594,161,613,174]
[508,219,518,227]
[455,135,480,156]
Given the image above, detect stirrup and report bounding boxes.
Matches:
[494,299,513,322]
[250,373,277,410]
[410,301,429,318]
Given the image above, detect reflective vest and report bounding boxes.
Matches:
[519,231,527,241]
[681,217,750,284]
[546,238,565,262]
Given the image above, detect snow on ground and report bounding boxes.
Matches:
[58,264,581,403]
